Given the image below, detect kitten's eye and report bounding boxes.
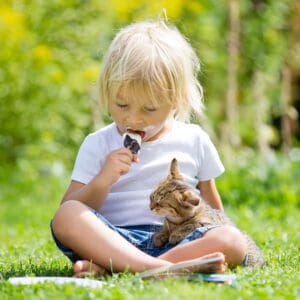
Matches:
[183,204,191,209]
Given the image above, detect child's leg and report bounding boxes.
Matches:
[52,200,169,272]
[159,225,247,268]
[52,200,225,275]
[73,252,225,277]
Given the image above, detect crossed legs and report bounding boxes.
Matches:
[52,200,246,277]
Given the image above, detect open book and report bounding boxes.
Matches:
[134,256,236,284]
[8,276,104,288]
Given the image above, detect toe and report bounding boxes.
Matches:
[73,260,107,277]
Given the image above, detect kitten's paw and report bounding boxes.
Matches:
[153,233,168,248]
[169,234,183,244]
[169,225,195,244]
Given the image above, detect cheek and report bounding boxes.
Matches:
[146,107,174,125]
[109,107,127,129]
[109,106,121,119]
[143,118,169,137]
[160,207,177,216]
[148,113,169,125]
[152,206,167,215]
[168,208,178,216]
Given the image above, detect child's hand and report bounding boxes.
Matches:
[98,148,136,185]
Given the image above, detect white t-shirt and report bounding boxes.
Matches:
[71,121,224,226]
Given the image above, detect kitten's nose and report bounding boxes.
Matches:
[150,201,155,210]
[149,195,155,209]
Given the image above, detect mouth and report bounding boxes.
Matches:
[126,129,146,139]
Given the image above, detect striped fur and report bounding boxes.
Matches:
[150,158,266,267]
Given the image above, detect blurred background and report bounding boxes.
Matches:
[1,0,300,178]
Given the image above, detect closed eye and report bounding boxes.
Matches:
[116,103,128,110]
[143,106,157,112]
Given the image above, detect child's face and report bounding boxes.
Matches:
[109,95,175,142]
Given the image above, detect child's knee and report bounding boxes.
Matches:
[52,200,85,239]
[208,225,247,266]
[221,225,247,265]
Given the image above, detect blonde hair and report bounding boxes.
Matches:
[98,19,204,122]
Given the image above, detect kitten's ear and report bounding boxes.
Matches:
[182,190,200,206]
[168,158,183,180]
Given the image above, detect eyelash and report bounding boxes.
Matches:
[117,103,128,110]
[144,107,157,112]
[116,103,157,112]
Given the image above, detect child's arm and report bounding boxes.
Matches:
[197,179,224,211]
[60,148,136,210]
[61,178,110,211]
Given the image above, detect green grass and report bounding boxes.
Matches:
[1,154,300,299]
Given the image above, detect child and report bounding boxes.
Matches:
[51,19,247,277]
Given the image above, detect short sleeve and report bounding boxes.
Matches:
[71,134,102,184]
[197,131,225,181]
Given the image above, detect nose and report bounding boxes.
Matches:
[125,110,143,128]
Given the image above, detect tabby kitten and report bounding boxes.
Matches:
[150,158,266,267]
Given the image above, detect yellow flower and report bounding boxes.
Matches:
[0,5,26,41]
[148,0,184,19]
[50,69,64,83]
[111,0,140,21]
[0,5,24,27]
[82,65,100,81]
[32,45,52,62]
[186,1,203,14]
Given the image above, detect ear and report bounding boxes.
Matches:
[182,190,200,206]
[168,158,183,180]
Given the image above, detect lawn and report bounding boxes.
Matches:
[0,154,299,299]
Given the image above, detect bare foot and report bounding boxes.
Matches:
[186,252,226,274]
[135,252,226,280]
[73,253,225,278]
[73,260,108,278]
[159,252,226,276]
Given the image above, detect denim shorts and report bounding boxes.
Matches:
[50,208,219,264]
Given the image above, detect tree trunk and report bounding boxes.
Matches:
[222,0,240,157]
[280,0,300,152]
[280,64,293,153]
[253,69,271,156]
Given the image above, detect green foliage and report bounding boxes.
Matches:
[218,151,300,208]
[237,1,293,145]
[1,1,299,172]
[0,1,112,169]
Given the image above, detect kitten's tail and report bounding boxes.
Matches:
[244,236,267,267]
